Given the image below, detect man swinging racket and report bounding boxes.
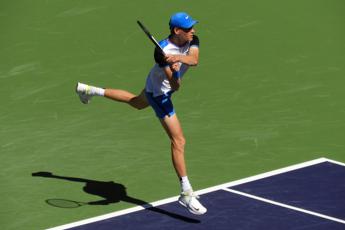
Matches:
[76,12,207,215]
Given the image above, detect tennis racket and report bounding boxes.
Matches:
[137,20,165,55]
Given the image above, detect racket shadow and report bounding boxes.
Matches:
[32,171,200,223]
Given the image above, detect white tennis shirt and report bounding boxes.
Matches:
[145,35,199,97]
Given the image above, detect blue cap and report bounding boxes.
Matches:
[169,12,198,29]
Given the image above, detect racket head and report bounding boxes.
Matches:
[46,199,87,208]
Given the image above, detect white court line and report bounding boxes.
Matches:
[223,188,345,225]
[323,157,345,167]
[46,157,344,230]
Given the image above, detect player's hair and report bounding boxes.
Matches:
[170,28,176,35]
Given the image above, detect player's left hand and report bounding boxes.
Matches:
[170,62,180,72]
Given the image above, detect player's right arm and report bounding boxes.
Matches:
[154,47,181,91]
[163,64,181,91]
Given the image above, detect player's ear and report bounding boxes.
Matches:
[173,27,181,35]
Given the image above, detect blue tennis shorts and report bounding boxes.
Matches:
[145,91,175,119]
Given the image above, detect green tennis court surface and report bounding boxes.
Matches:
[1,0,344,229]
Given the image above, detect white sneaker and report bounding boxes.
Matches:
[178,190,207,215]
[76,82,92,104]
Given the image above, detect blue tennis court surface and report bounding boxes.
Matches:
[48,158,345,230]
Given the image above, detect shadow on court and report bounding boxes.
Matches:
[32,171,200,223]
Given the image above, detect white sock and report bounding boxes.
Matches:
[180,176,192,193]
[89,85,105,96]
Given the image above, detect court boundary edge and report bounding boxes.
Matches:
[46,157,342,230]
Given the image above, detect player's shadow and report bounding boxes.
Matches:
[32,171,200,223]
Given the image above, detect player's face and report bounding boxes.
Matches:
[177,27,195,42]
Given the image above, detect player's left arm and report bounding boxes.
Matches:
[179,47,199,66]
[165,36,200,66]
[165,48,199,66]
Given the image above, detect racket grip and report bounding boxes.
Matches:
[172,71,181,79]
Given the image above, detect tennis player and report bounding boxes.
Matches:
[76,12,206,215]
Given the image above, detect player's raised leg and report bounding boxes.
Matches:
[76,82,149,110]
[105,88,149,110]
[159,114,207,215]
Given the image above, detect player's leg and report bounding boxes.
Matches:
[141,92,207,215]
[159,114,187,178]
[76,82,149,110]
[145,92,193,190]
[105,88,149,110]
[159,114,207,215]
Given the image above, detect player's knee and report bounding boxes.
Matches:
[172,136,186,149]
[129,97,148,110]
